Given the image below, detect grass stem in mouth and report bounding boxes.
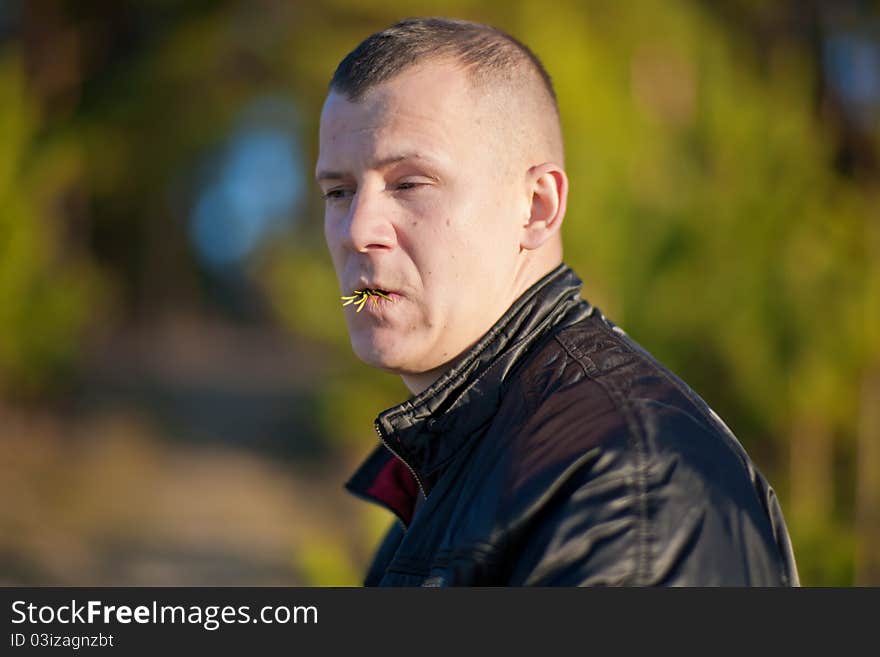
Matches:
[340,288,396,312]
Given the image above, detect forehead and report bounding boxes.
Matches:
[317,61,483,171]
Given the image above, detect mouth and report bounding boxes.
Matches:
[340,287,398,313]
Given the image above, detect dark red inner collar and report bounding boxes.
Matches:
[365,454,420,526]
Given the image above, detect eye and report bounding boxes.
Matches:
[393,179,431,192]
[322,187,352,201]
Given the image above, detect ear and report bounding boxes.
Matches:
[521,163,568,251]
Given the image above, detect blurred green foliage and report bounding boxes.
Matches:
[0,50,102,396]
[1,0,877,585]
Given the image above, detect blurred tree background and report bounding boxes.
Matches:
[0,0,877,586]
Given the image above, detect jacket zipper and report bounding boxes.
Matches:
[375,420,427,498]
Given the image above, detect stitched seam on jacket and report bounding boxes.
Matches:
[386,564,431,577]
[592,319,743,457]
[389,543,500,577]
[554,332,652,586]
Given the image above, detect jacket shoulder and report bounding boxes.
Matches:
[489,312,796,585]
[504,310,756,484]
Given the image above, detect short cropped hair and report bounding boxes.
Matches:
[329,17,558,114]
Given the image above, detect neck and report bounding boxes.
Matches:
[400,254,564,396]
[400,348,471,396]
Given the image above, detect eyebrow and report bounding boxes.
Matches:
[315,152,440,182]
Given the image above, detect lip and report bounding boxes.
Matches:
[349,281,403,300]
[342,282,404,314]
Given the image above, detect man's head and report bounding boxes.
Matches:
[317,17,568,394]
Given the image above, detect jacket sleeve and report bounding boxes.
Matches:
[503,425,796,587]
[503,444,645,586]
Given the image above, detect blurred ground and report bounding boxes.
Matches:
[0,315,391,586]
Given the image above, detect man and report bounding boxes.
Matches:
[316,17,799,586]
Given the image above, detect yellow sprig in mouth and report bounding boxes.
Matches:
[340,288,395,312]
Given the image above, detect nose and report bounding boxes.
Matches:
[343,185,396,252]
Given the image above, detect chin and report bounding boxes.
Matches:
[349,332,412,374]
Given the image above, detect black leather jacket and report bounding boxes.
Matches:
[345,264,799,586]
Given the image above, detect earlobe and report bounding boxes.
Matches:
[521,164,567,251]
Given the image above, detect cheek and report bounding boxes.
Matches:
[323,223,348,284]
[324,210,348,251]
[323,212,337,249]
[400,192,508,278]
[395,198,451,251]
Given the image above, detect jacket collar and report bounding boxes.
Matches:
[344,263,590,524]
